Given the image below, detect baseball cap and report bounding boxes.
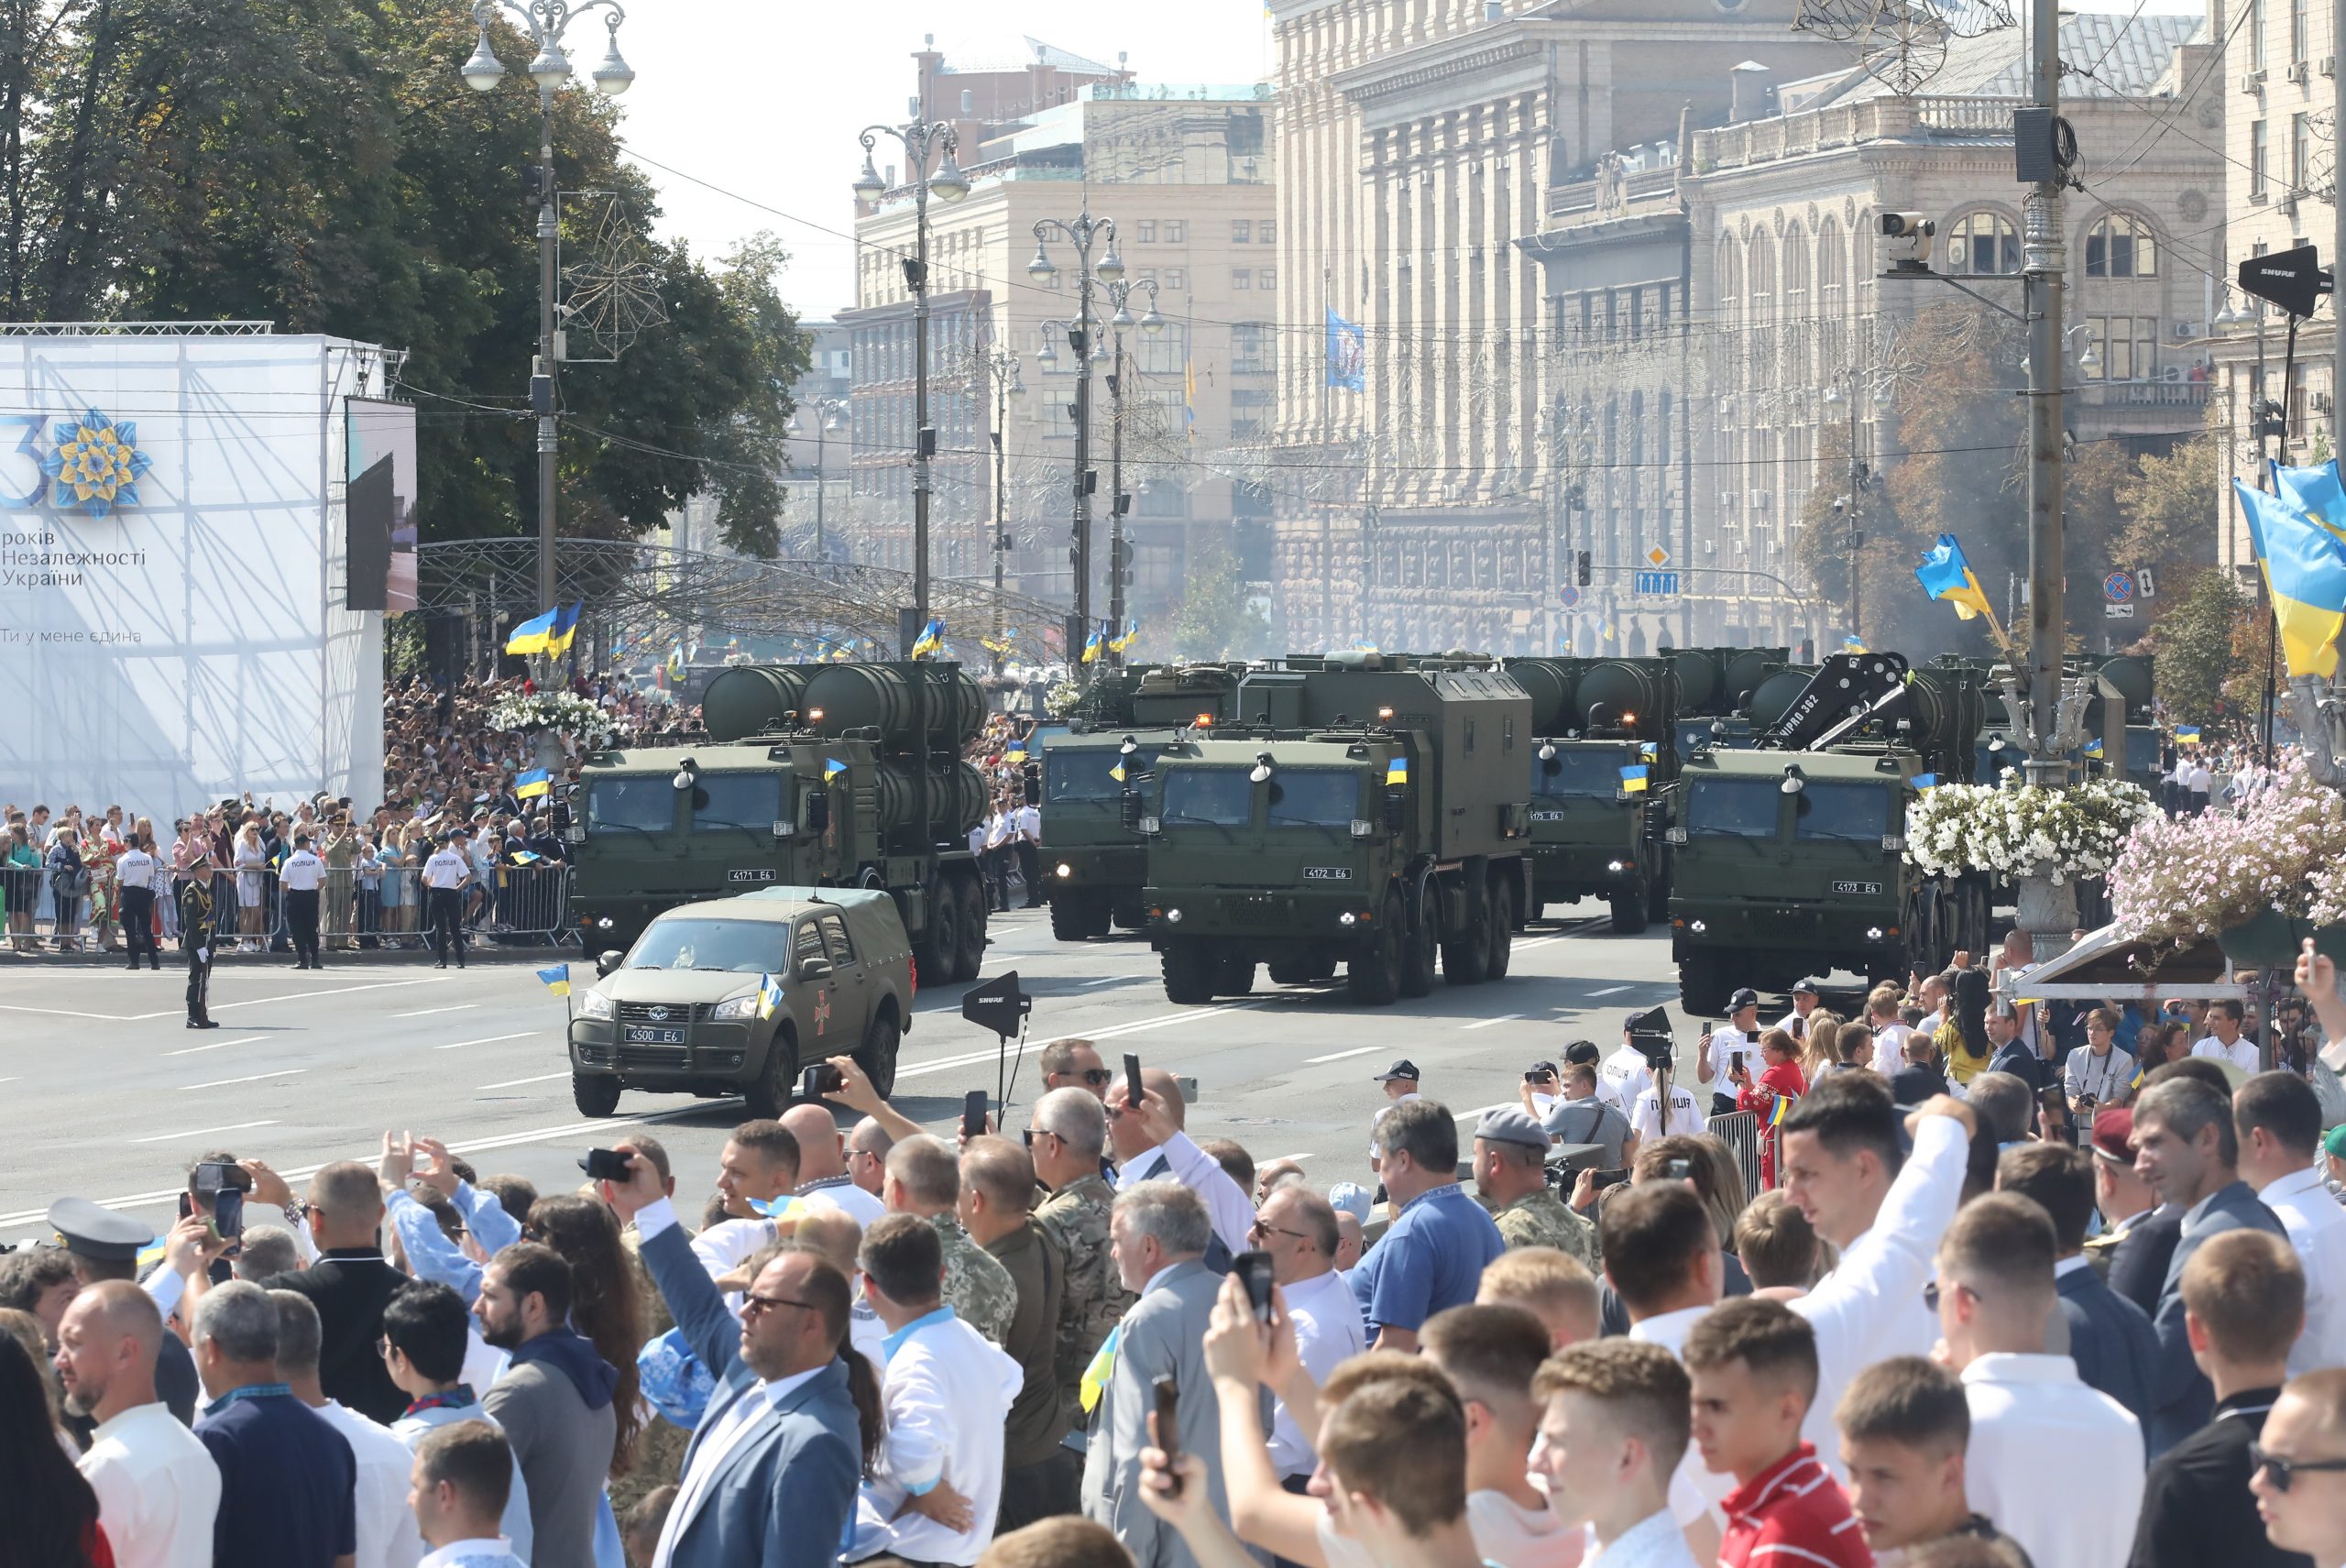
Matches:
[2090,1108,2136,1165]
[2325,1124,2346,1161]
[1474,1107,1550,1152]
[1327,1182,1373,1223]
[1373,1058,1420,1082]
[1728,987,1760,1012]
[1792,977,1824,996]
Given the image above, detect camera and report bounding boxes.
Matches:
[579,1148,632,1182]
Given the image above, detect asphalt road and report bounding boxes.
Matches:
[0,899,1689,1245]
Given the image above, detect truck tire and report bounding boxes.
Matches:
[1218,952,1255,995]
[1347,894,1403,1005]
[858,1009,901,1100]
[1486,881,1515,978]
[919,878,963,986]
[1049,889,1100,943]
[1610,880,1650,935]
[572,1074,620,1118]
[1398,886,1439,998]
[1442,884,1491,986]
[1162,939,1218,1004]
[1679,954,1729,1018]
[742,1026,798,1120]
[953,875,988,983]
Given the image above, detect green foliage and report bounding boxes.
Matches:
[1166,534,1269,662]
[2147,566,2253,724]
[0,0,806,554]
[2112,433,2220,578]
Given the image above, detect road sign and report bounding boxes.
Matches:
[1646,545,1672,568]
[2102,571,2134,603]
[2105,602,2135,620]
[1634,570,1680,597]
[2135,566,2156,599]
[1559,586,1582,609]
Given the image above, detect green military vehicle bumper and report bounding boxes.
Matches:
[568,1011,786,1097]
[1143,882,1379,946]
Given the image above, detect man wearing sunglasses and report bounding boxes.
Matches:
[2253,1368,2346,1568]
[1039,1038,1113,1102]
[1249,1185,1365,1490]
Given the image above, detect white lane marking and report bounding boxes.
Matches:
[1084,974,1141,986]
[395,1004,480,1019]
[182,1069,309,1091]
[432,1032,541,1053]
[1451,1102,1512,1123]
[1462,1014,1525,1030]
[125,976,449,1020]
[1306,1046,1381,1064]
[1513,938,1558,953]
[477,1071,570,1091]
[1588,985,1632,997]
[1087,1001,1267,1040]
[0,1002,137,1021]
[163,1034,269,1058]
[130,1119,280,1145]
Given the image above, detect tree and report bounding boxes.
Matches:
[2112,433,2220,579]
[2145,567,2254,724]
[1165,533,1268,661]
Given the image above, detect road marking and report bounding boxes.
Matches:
[124,976,449,1021]
[1306,1046,1382,1064]
[433,1032,541,1052]
[130,1119,279,1146]
[1084,974,1140,985]
[1588,985,1632,997]
[0,1002,137,1021]
[1462,1014,1525,1030]
[1087,1001,1266,1040]
[163,1034,269,1057]
[1514,938,1558,953]
[182,1069,308,1091]
[395,1004,479,1019]
[1451,1102,1511,1124]
[477,1071,570,1091]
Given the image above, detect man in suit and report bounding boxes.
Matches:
[1083,1180,1270,1568]
[2088,1110,2186,1314]
[607,1152,862,1568]
[1999,1143,2161,1424]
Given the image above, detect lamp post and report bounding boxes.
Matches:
[970,344,1025,668]
[460,0,636,616]
[852,120,970,652]
[1821,370,1894,644]
[1028,205,1123,681]
[786,397,849,561]
[1099,277,1164,668]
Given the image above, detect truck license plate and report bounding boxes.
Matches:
[1303,867,1353,881]
[729,869,776,883]
[1529,810,1564,823]
[623,1025,687,1045]
[1832,881,1882,895]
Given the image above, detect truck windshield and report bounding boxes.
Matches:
[586,777,675,836]
[1266,769,1361,828]
[1047,750,1153,804]
[627,916,787,972]
[694,773,782,833]
[1794,782,1894,843]
[1685,778,1781,839]
[1532,747,1632,798]
[1160,767,1255,827]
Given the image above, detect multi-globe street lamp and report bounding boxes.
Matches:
[1027,207,1123,679]
[1099,277,1164,668]
[786,397,849,562]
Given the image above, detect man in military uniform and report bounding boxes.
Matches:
[1469,1107,1598,1271]
[175,875,217,1029]
[47,1198,203,1431]
[1025,1086,1134,1437]
[881,1134,1017,1343]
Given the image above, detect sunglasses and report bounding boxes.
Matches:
[1921,1280,1979,1313]
[1023,1128,1059,1150]
[2252,1445,2346,1492]
[1248,1219,1312,1245]
[1075,1069,1114,1086]
[741,1291,819,1319]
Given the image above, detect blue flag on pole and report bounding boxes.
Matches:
[1325,307,1365,391]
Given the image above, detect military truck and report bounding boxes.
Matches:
[1039,663,1248,942]
[1136,651,1532,1006]
[1666,652,1991,1015]
[565,660,992,984]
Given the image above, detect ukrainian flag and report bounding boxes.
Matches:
[2176,726,2202,744]
[1769,1091,1795,1127]
[1385,757,1409,785]
[535,964,571,996]
[545,601,582,657]
[505,608,560,655]
[1913,773,1938,790]
[1003,741,1026,763]
[1619,764,1650,794]
[911,619,946,659]
[1843,635,1868,652]
[1111,619,1139,653]
[1913,534,1995,620]
[517,767,552,800]
[756,971,784,1020]
[1109,759,1127,784]
[1081,625,1104,664]
[824,757,849,779]
[2083,738,2105,760]
[666,641,685,678]
[510,850,542,865]
[2239,466,2346,678]
[1080,1325,1119,1413]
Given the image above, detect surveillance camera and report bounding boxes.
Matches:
[1879,213,1935,273]
[1879,213,1933,238]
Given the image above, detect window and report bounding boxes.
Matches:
[1232,323,1274,374]
[1137,220,1157,244]
[1161,767,1253,827]
[1260,220,1277,246]
[1163,269,1186,290]
[1792,784,1894,843]
[1232,220,1252,243]
[2296,113,2313,194]
[2085,214,2158,277]
[2253,0,2267,71]
[2084,315,2157,380]
[1946,212,2019,275]
[817,911,856,968]
[793,918,827,967]
[2293,0,2308,59]
[2253,119,2270,199]
[1266,770,1359,828]
[692,773,782,834]
[1258,268,1277,291]
[1231,268,1252,290]
[1164,220,1186,243]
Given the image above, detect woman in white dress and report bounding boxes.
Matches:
[234,820,269,951]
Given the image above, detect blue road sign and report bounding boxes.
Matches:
[2102,571,2134,603]
[1559,585,1582,609]
[1634,570,1680,596]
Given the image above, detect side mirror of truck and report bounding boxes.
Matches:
[805,790,830,833]
[1383,789,1408,833]
[596,948,625,977]
[800,956,834,981]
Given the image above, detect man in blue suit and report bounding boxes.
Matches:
[608,1152,865,1568]
[1999,1143,2161,1424]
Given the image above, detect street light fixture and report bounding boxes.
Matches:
[787,396,850,562]
[854,114,969,652]
[459,0,636,619]
[971,342,1025,668]
[1032,203,1121,681]
[1098,274,1163,670]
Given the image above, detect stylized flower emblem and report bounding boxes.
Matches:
[38,408,151,518]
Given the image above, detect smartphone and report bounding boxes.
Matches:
[1152,1375,1183,1495]
[192,1161,245,1256]
[1729,1049,1745,1076]
[1593,1168,1631,1192]
[801,1062,845,1099]
[1233,1250,1277,1323]
[963,1090,990,1139]
[1664,1157,1695,1182]
[1125,1052,1146,1115]
[579,1148,632,1182]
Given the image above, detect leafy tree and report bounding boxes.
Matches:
[2145,567,2253,724]
[1165,533,1269,661]
[2112,433,2220,579]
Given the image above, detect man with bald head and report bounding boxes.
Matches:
[1028,1086,1134,1440]
[782,1103,886,1225]
[885,1133,1018,1344]
[1107,1068,1255,1260]
[57,1280,221,1568]
[963,1135,1075,1527]
[846,1118,893,1200]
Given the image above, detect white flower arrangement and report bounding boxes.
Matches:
[1904,775,2154,885]
[2110,753,2346,939]
[486,690,619,749]
[1044,681,1087,719]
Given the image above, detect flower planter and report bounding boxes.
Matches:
[2217,909,2304,967]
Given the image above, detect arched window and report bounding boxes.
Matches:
[1946,212,2020,276]
[1716,236,1740,320]
[2086,214,2159,278]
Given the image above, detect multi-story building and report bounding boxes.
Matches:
[781,319,852,560]
[844,40,1277,649]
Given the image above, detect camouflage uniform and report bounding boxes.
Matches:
[1486,1189,1600,1271]
[1034,1172,1134,1432]
[933,1212,1018,1344]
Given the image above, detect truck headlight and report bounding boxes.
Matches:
[565,825,587,845]
[1339,911,1358,927]
[594,915,615,930]
[1666,827,1688,845]
[1607,860,1626,873]
[1351,819,1373,839]
[1690,920,1708,934]
[1166,907,1184,924]
[712,994,758,1021]
[1056,862,1074,879]
[579,991,615,1019]
[1866,926,1886,941]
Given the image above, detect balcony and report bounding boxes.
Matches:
[1692,95,2030,173]
[1546,164,1680,222]
[2083,378,2211,407]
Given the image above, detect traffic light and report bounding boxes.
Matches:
[1574,550,1592,587]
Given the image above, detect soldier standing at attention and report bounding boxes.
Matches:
[1471,1108,1598,1270]
[178,874,218,1029]
[1025,1087,1135,1442]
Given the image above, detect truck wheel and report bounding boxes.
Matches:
[1679,954,1729,1018]
[1486,882,1515,978]
[1218,951,1255,995]
[953,875,988,983]
[742,1027,797,1120]
[1347,894,1403,1005]
[1049,890,1098,943]
[1162,939,1217,1004]
[1398,888,1439,998]
[1609,881,1650,935]
[1442,886,1491,986]
[572,1074,620,1118]
[857,1010,901,1100]
[920,879,964,986]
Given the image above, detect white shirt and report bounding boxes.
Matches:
[2260,1165,2346,1376]
[1960,1352,2142,1568]
[280,849,325,892]
[1870,1022,1914,1076]
[1775,1008,1813,1042]
[1117,1131,1256,1258]
[2189,764,2214,793]
[76,1401,221,1568]
[1629,1307,1733,1534]
[848,1310,1025,1567]
[1320,1490,1589,1568]
[315,1399,424,1568]
[1267,1267,1369,1475]
[1629,1081,1704,1140]
[1704,1029,1761,1091]
[967,822,989,854]
[654,1365,824,1568]
[798,1175,888,1227]
[116,848,158,890]
[1585,1507,1700,1568]
[417,1538,525,1568]
[1600,1045,1654,1112]
[1369,1091,1422,1162]
[2191,1035,2260,1073]
[389,1401,533,1562]
[2065,1044,2137,1104]
[422,850,470,890]
[1014,805,1041,842]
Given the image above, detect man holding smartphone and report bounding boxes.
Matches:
[1531,1061,1630,1170]
[1699,990,1766,1117]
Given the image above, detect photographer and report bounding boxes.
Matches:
[2066,1007,2137,1119]
[1523,1060,1629,1169]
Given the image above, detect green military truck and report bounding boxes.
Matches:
[1040,663,1248,942]
[1666,652,1991,1015]
[565,660,992,985]
[1137,651,1532,1006]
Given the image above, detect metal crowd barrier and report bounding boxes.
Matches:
[1706,1109,1764,1197]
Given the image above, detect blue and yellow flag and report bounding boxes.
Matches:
[666,641,685,677]
[1081,624,1104,664]
[1109,759,1127,784]
[1619,764,1650,794]
[2176,726,2202,744]
[1003,741,1026,763]
[1385,757,1408,785]
[910,619,946,659]
[824,757,848,779]
[2083,738,2105,760]
[2241,464,2346,678]
[510,850,542,866]
[1080,1325,1119,1413]
[535,964,571,996]
[1913,773,1938,790]
[545,601,582,657]
[757,971,784,1020]
[1769,1091,1796,1127]
[1110,619,1139,654]
[516,767,551,800]
[1913,534,1994,620]
[505,608,560,655]
[1843,635,1868,652]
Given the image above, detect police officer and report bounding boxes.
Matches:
[422,829,471,970]
[47,1198,202,1429]
[176,875,217,1029]
[280,832,325,970]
